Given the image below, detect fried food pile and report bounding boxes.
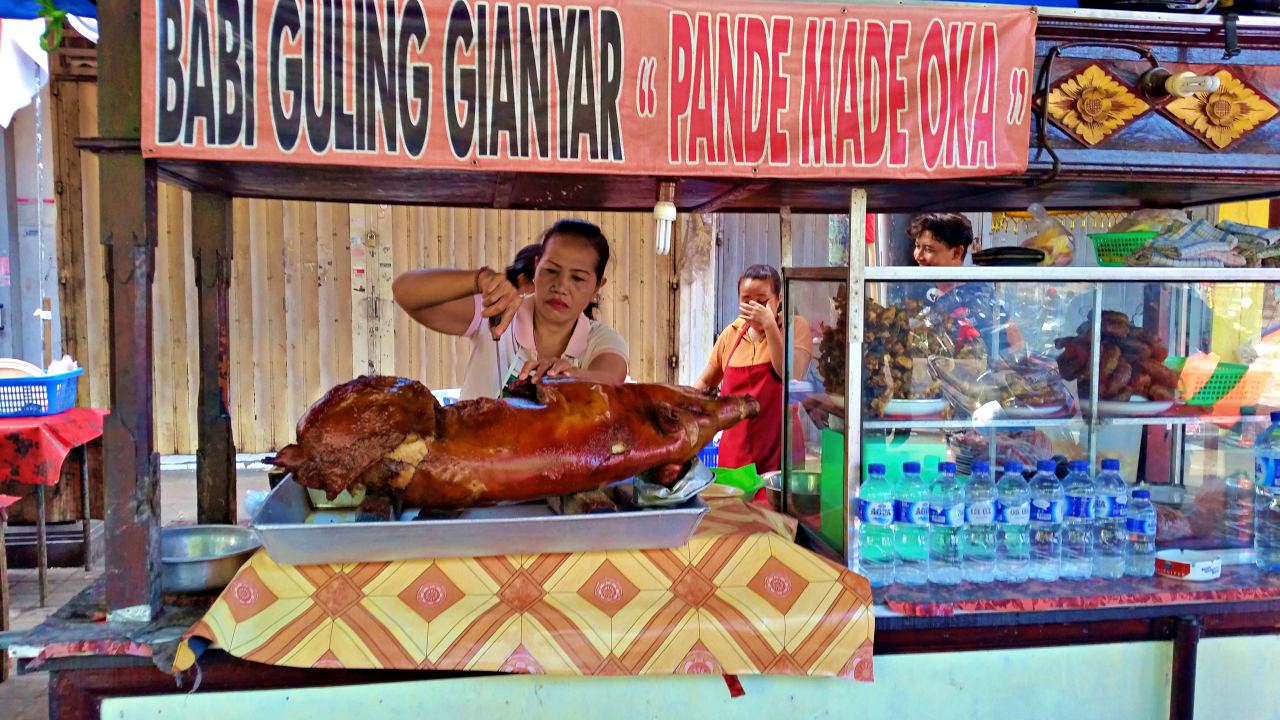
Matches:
[1055,311,1177,401]
[819,293,955,417]
[268,376,760,510]
[931,355,1070,412]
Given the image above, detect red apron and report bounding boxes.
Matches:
[717,326,802,474]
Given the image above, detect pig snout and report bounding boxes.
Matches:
[716,394,760,426]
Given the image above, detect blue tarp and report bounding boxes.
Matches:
[0,0,95,20]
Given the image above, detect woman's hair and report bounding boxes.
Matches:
[526,219,608,320]
[907,213,974,259]
[739,264,782,295]
[504,243,542,287]
[539,219,611,281]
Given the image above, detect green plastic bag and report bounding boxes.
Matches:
[711,464,764,495]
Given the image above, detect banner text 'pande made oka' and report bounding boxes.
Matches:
[142,0,1036,179]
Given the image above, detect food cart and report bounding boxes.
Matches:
[5,0,1280,718]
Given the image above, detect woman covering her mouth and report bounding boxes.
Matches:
[392,219,629,400]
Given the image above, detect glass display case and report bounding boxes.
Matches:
[781,263,1280,570]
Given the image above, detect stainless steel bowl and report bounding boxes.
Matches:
[763,471,784,510]
[161,525,261,594]
[789,471,822,516]
[762,471,822,515]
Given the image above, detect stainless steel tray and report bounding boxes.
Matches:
[251,477,710,564]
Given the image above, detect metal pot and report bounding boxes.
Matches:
[161,525,261,594]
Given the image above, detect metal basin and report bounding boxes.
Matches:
[763,471,823,516]
[161,525,261,593]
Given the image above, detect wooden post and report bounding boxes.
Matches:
[191,191,236,525]
[1169,616,1202,720]
[779,206,793,269]
[98,0,162,620]
[51,77,89,405]
[0,505,9,682]
[42,296,53,368]
[674,213,717,386]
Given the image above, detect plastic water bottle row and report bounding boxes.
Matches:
[857,459,1158,587]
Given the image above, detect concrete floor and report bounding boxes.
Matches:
[0,467,271,720]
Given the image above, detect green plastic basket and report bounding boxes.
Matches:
[1164,356,1249,406]
[1090,231,1159,267]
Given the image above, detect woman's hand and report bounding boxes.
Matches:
[519,357,575,383]
[739,300,779,329]
[476,267,521,338]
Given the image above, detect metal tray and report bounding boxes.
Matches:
[252,477,710,564]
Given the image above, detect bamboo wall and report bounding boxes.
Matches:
[64,82,675,454]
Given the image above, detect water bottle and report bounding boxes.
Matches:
[1223,471,1254,546]
[995,460,1031,583]
[1125,489,1157,577]
[1255,412,1280,571]
[1029,459,1064,582]
[857,463,896,587]
[1093,459,1129,579]
[928,461,965,585]
[1061,460,1096,580]
[894,461,930,585]
[963,460,997,583]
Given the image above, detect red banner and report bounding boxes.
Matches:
[141,0,1036,179]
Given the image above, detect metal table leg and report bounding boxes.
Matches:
[81,444,91,572]
[36,483,47,607]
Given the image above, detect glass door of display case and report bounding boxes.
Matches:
[783,261,1280,570]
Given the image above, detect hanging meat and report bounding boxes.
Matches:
[267,376,760,510]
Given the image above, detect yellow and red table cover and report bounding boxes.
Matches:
[175,500,874,679]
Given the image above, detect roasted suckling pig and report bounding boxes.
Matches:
[268,376,759,510]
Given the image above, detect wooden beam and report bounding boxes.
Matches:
[493,174,514,209]
[51,79,89,404]
[191,191,236,525]
[98,0,162,620]
[688,183,767,214]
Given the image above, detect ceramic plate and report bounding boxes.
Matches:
[1004,404,1068,419]
[883,398,947,417]
[0,358,43,379]
[1084,400,1175,417]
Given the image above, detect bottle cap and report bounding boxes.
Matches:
[1069,460,1089,472]
[1133,489,1151,499]
[1004,460,1023,473]
[1272,410,1280,423]
[939,461,957,474]
[972,460,990,473]
[903,461,921,473]
[868,463,886,475]
[1102,459,1121,471]
[1037,459,1056,472]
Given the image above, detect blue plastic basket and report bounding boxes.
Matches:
[697,435,720,468]
[0,368,83,418]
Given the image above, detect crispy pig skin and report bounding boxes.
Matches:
[268,376,759,510]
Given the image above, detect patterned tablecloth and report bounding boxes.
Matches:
[0,408,107,486]
[175,500,874,679]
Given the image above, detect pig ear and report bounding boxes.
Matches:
[651,404,685,437]
[267,444,306,471]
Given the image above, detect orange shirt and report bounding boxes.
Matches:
[711,316,813,373]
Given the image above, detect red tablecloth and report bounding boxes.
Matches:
[0,409,107,486]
